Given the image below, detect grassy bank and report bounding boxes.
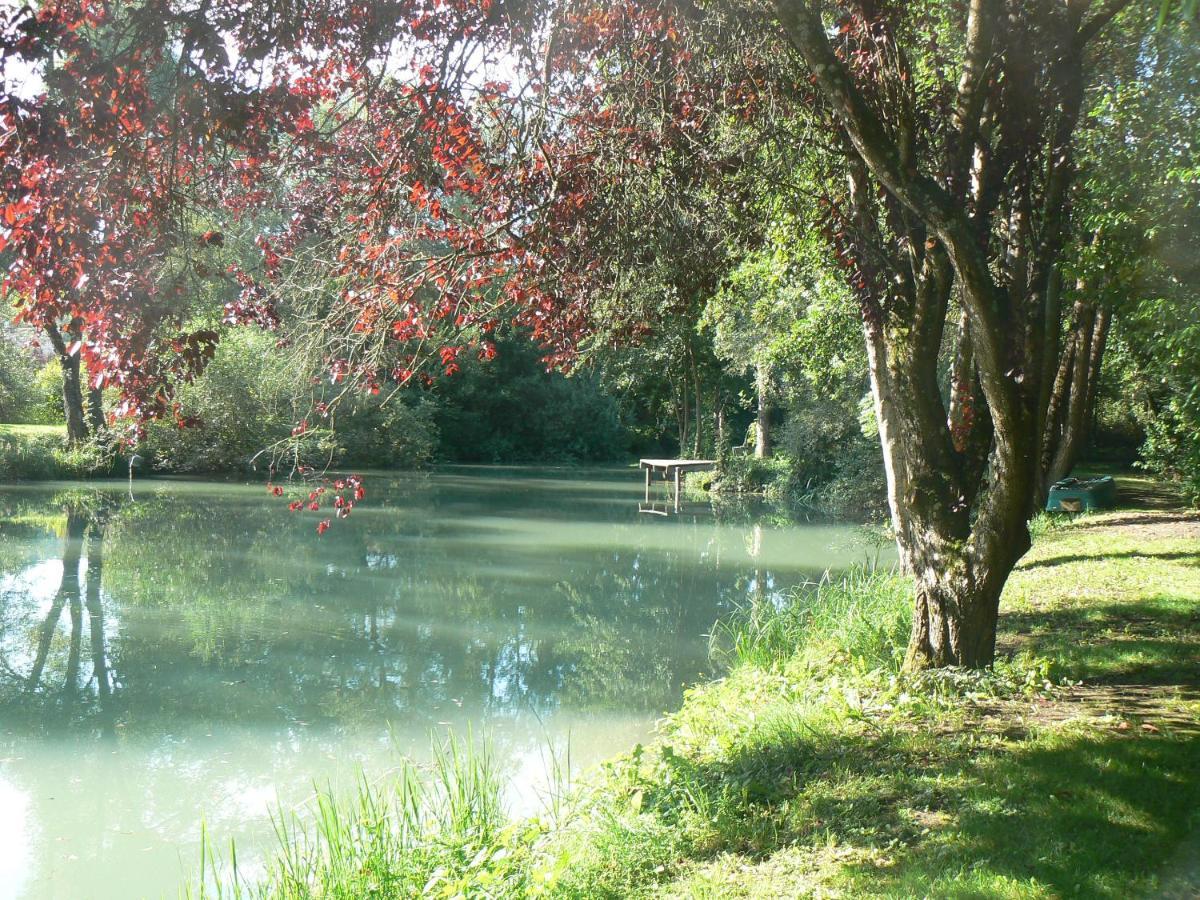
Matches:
[200,488,1200,899]
[0,423,118,479]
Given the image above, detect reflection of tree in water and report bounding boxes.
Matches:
[26,507,85,691]
[1,478,812,738]
[0,492,117,733]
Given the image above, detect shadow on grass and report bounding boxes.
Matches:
[831,729,1200,898]
[1001,599,1200,684]
[649,717,1200,898]
[1021,549,1200,570]
[1069,511,1197,530]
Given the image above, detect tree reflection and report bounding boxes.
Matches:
[26,506,86,691]
[0,494,116,732]
[86,522,112,704]
[0,474,856,739]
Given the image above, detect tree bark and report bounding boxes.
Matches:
[45,321,89,447]
[754,363,771,459]
[772,0,1127,669]
[1046,302,1111,487]
[87,385,106,437]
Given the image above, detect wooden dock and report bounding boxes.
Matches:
[639,458,715,512]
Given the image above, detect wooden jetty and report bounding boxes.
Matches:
[639,458,716,513]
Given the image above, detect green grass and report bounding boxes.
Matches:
[196,489,1200,898]
[0,422,114,479]
[193,733,559,899]
[542,501,1199,899]
[0,423,67,438]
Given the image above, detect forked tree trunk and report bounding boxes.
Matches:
[45,321,89,447]
[773,0,1130,669]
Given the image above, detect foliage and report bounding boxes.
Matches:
[1067,19,1200,501]
[772,393,885,516]
[141,328,436,473]
[702,237,884,514]
[0,331,41,422]
[430,333,628,464]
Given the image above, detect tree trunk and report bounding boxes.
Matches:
[45,321,89,447]
[715,400,727,458]
[773,0,1127,669]
[754,363,771,459]
[1043,301,1111,491]
[905,561,999,668]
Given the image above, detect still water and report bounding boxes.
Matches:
[0,468,880,899]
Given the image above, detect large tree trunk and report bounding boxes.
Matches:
[866,297,1029,668]
[773,0,1130,669]
[44,321,89,447]
[754,363,771,459]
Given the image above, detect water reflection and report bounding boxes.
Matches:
[0,469,883,899]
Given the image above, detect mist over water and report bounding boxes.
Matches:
[0,467,883,899]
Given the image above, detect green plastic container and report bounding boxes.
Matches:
[1045,475,1117,512]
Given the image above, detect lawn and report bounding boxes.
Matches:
[0,423,67,438]
[541,490,1200,899]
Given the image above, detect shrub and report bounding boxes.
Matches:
[0,334,46,423]
[0,425,115,479]
[143,328,436,473]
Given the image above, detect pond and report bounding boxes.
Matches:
[0,468,884,899]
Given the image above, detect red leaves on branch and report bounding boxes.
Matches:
[3,0,754,492]
[273,473,365,534]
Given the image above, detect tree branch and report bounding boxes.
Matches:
[771,0,1023,440]
[1078,0,1138,44]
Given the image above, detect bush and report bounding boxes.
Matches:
[708,389,887,517]
[0,334,45,423]
[143,328,436,473]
